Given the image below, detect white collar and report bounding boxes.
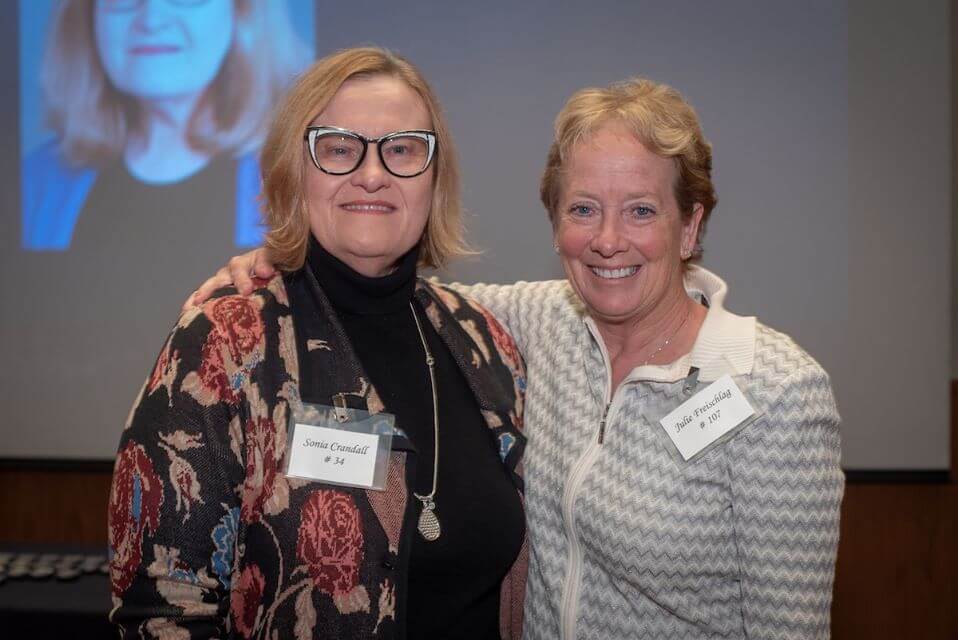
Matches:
[683,265,756,382]
[583,265,756,384]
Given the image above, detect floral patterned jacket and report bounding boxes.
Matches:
[108,273,528,639]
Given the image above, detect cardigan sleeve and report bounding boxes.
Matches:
[108,296,263,638]
[727,363,844,639]
[447,280,565,355]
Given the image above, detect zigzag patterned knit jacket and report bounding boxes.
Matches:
[460,265,844,640]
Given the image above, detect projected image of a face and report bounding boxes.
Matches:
[94,0,234,101]
[20,0,314,251]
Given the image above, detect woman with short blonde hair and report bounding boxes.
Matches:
[540,78,717,261]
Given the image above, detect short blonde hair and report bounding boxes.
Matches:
[540,78,717,258]
[42,0,308,165]
[261,47,469,271]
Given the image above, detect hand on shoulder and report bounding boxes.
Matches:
[182,247,277,311]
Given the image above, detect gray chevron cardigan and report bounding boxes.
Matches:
[461,266,844,640]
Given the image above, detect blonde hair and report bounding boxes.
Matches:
[261,47,470,271]
[540,77,717,258]
[41,0,309,165]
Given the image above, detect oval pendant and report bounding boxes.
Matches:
[417,503,441,541]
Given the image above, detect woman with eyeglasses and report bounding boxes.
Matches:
[23,0,308,251]
[108,48,528,639]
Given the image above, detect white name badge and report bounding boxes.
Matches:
[659,374,755,461]
[283,402,395,490]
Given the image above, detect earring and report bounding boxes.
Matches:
[553,243,560,254]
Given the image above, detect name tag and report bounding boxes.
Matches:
[284,402,395,490]
[659,374,755,461]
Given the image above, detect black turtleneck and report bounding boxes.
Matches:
[305,238,525,640]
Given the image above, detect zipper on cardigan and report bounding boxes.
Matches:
[596,402,611,444]
[558,424,601,640]
[560,319,631,639]
[558,395,622,640]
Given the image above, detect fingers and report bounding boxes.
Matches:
[187,267,235,307]
[181,290,198,313]
[252,248,277,279]
[182,248,277,310]
[229,254,256,295]
[228,248,277,294]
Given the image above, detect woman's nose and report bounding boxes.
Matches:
[590,215,627,257]
[133,0,174,32]
[350,147,390,192]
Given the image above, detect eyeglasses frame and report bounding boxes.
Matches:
[99,0,212,12]
[303,126,438,178]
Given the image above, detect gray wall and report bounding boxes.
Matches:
[845,0,950,469]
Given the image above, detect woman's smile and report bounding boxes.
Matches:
[339,200,397,213]
[589,265,639,279]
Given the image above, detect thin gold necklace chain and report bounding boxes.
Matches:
[641,305,692,366]
[409,302,439,502]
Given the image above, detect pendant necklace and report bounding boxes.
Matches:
[410,302,441,541]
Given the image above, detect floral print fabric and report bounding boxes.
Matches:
[108,276,527,639]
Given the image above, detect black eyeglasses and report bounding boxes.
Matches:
[304,126,437,178]
[99,0,212,11]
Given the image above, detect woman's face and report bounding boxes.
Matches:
[94,0,234,101]
[304,75,434,277]
[554,123,702,327]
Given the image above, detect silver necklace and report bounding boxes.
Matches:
[642,305,692,366]
[410,302,441,541]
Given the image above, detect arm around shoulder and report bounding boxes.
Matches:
[443,279,568,353]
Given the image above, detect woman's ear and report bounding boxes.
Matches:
[681,203,704,259]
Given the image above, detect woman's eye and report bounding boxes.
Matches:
[320,144,353,157]
[631,205,656,218]
[569,205,594,217]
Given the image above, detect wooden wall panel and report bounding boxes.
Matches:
[833,484,958,639]
[5,413,958,640]
[1,470,956,637]
[0,469,111,545]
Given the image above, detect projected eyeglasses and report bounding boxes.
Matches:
[99,0,213,10]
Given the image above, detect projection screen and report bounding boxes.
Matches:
[0,0,950,470]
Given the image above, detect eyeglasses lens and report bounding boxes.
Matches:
[379,135,430,177]
[312,134,365,174]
